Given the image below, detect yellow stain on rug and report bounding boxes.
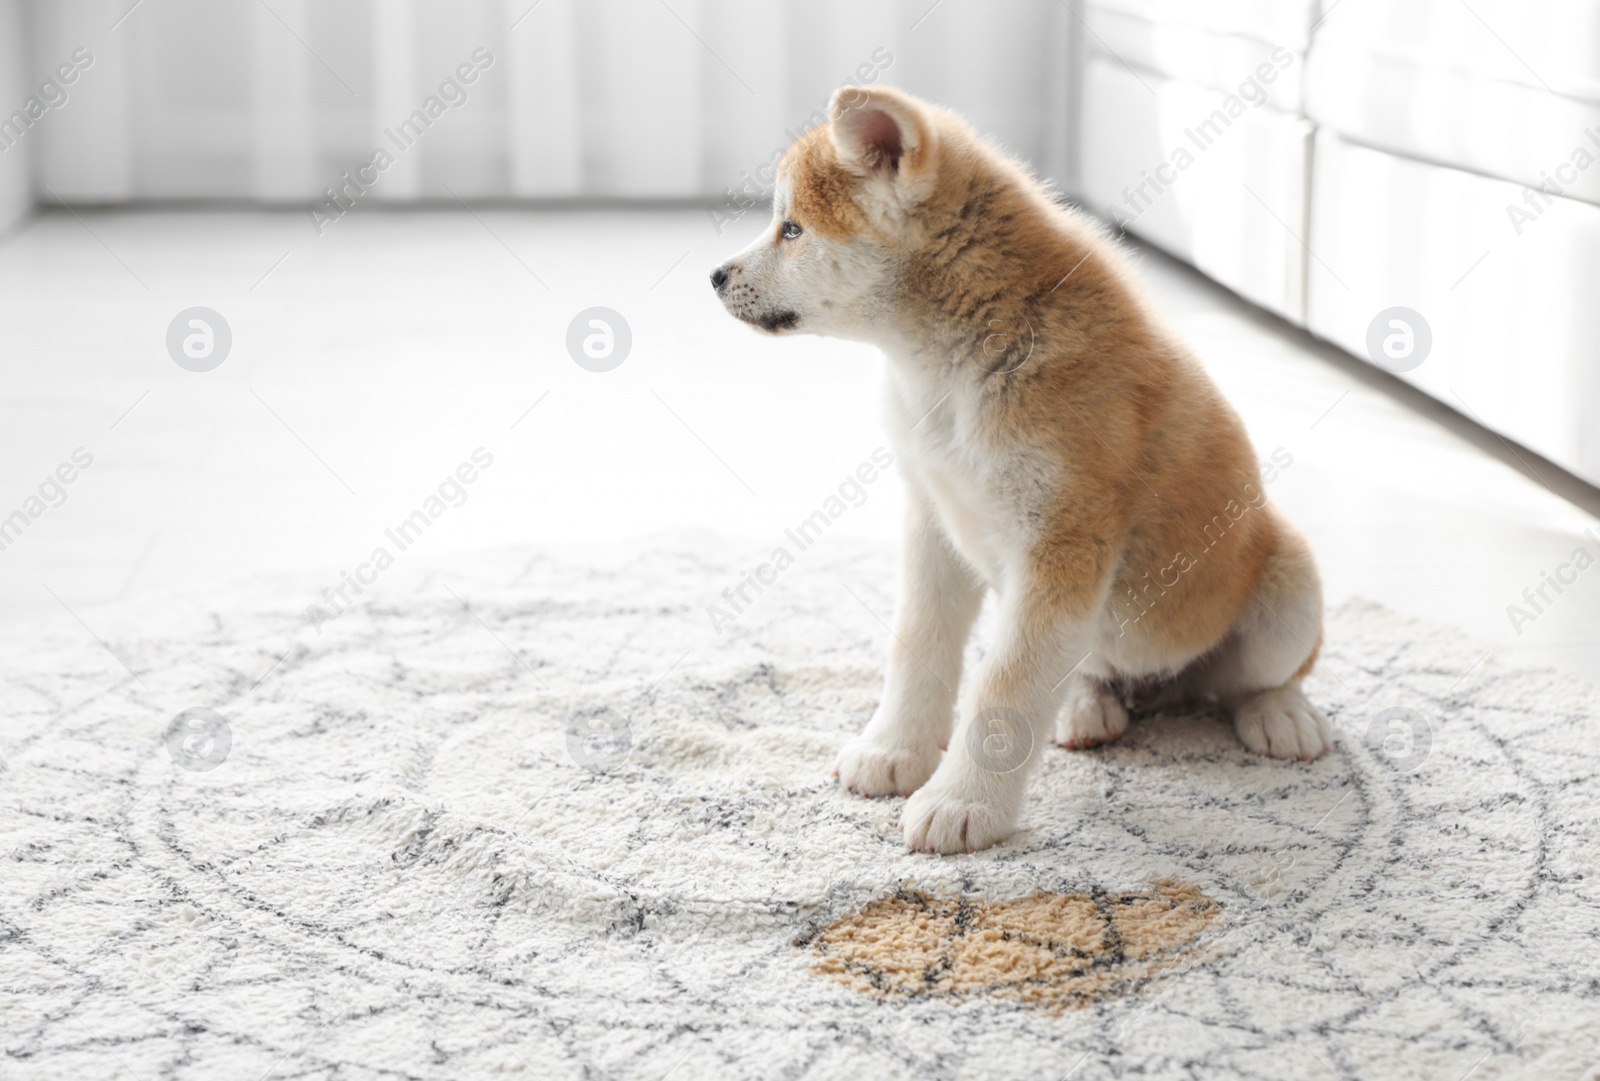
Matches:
[805,880,1221,1011]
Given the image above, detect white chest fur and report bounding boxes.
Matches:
[881,360,1056,590]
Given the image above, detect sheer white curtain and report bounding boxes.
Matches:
[3,0,1076,220]
[0,0,29,229]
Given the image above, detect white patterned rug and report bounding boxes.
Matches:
[3,539,1599,1080]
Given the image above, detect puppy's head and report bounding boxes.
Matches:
[710,86,939,341]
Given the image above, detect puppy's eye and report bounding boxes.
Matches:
[781,220,803,240]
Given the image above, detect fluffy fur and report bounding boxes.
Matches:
[712,86,1330,854]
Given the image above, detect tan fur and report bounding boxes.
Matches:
[713,86,1331,853]
[785,102,1280,656]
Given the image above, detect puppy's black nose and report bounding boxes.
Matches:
[710,266,730,292]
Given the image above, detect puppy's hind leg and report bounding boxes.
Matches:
[1185,515,1332,760]
[1053,673,1128,749]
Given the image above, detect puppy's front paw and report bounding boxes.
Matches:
[835,735,941,798]
[901,764,1021,853]
[1234,685,1332,760]
[1054,686,1128,749]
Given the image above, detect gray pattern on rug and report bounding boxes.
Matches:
[2,540,1598,1080]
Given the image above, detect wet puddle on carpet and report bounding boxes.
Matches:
[804,880,1221,1011]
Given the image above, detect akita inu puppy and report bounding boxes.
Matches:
[711,86,1331,854]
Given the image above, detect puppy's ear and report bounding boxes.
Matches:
[828,86,933,179]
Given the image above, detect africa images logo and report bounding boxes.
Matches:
[0,47,93,153]
[707,448,895,634]
[305,448,495,633]
[308,48,494,235]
